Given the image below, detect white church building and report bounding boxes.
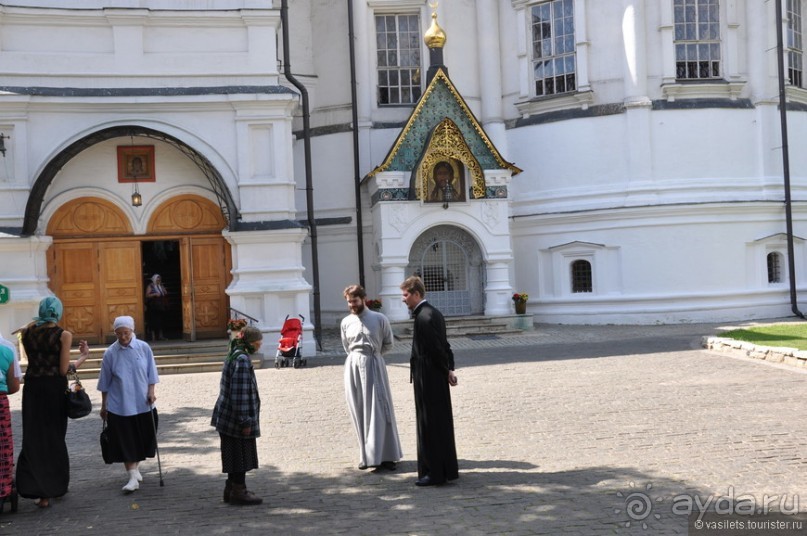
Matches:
[0,0,804,353]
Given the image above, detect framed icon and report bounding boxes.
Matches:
[117,145,156,183]
[426,159,465,203]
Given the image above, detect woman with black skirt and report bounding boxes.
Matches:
[211,326,263,505]
[97,316,159,493]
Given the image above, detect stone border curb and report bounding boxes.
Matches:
[702,335,807,368]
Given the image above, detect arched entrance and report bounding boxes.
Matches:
[47,195,231,343]
[406,225,485,316]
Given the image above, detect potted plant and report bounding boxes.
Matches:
[512,293,529,315]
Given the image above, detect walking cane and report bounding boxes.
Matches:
[149,407,165,486]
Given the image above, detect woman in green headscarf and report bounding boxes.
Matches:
[211,326,264,506]
[16,296,89,508]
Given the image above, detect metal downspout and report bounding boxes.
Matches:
[775,0,804,318]
[347,0,366,288]
[281,0,324,348]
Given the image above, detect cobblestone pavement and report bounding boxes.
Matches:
[3,321,807,535]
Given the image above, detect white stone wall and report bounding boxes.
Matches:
[291,0,807,325]
[0,2,317,350]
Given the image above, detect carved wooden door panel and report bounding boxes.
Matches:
[99,242,143,343]
[180,237,229,341]
[51,242,101,343]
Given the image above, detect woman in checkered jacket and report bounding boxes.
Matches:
[210,326,263,506]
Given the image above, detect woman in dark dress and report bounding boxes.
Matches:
[16,296,88,508]
[145,274,168,341]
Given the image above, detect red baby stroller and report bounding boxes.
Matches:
[275,314,306,368]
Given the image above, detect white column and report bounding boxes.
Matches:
[224,228,314,355]
[0,236,53,341]
[379,262,409,321]
[354,1,374,172]
[622,0,653,204]
[476,0,507,155]
[484,258,513,316]
[622,0,650,105]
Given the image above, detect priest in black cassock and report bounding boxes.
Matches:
[400,275,459,487]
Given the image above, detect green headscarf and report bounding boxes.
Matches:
[226,326,263,362]
[34,296,63,326]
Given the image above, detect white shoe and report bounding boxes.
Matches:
[122,470,140,492]
[134,468,143,482]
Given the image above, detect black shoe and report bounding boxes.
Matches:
[380,461,397,471]
[358,463,368,470]
[415,475,444,487]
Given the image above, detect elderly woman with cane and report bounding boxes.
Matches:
[97,316,159,493]
[211,326,264,506]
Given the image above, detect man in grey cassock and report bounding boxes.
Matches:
[341,284,403,471]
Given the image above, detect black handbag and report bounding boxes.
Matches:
[65,372,92,419]
[100,420,113,464]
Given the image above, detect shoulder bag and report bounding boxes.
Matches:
[65,372,92,419]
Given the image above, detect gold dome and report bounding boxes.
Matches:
[424,12,446,49]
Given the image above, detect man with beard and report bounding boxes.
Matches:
[400,275,459,487]
[340,284,402,471]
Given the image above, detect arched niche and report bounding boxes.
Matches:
[47,197,132,238]
[147,194,226,234]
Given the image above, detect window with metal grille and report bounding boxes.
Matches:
[375,14,422,105]
[571,260,592,293]
[767,252,783,284]
[530,0,576,97]
[674,0,721,80]
[788,0,804,88]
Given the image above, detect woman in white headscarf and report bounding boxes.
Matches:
[97,316,159,493]
[145,274,168,341]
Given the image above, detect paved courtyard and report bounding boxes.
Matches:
[2,322,807,535]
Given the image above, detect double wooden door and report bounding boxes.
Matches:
[49,236,230,343]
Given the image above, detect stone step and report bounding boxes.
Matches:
[20,339,266,380]
[391,313,533,340]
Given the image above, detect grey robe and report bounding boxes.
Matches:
[341,309,403,467]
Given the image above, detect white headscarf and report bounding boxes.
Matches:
[113,316,135,331]
[0,329,22,378]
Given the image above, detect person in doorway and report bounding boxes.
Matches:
[400,275,459,487]
[341,284,402,472]
[16,296,90,507]
[97,316,159,493]
[145,274,168,341]
[211,326,264,506]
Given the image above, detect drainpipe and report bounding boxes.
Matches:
[347,0,366,287]
[775,0,804,318]
[281,0,323,348]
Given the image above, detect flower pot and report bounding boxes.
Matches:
[515,301,527,315]
[229,329,242,341]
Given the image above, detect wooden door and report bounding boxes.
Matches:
[51,242,101,343]
[180,236,229,341]
[99,242,143,343]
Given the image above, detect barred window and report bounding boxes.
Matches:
[788,0,804,88]
[571,260,592,293]
[376,14,422,105]
[530,0,576,97]
[767,252,783,284]
[674,0,721,80]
